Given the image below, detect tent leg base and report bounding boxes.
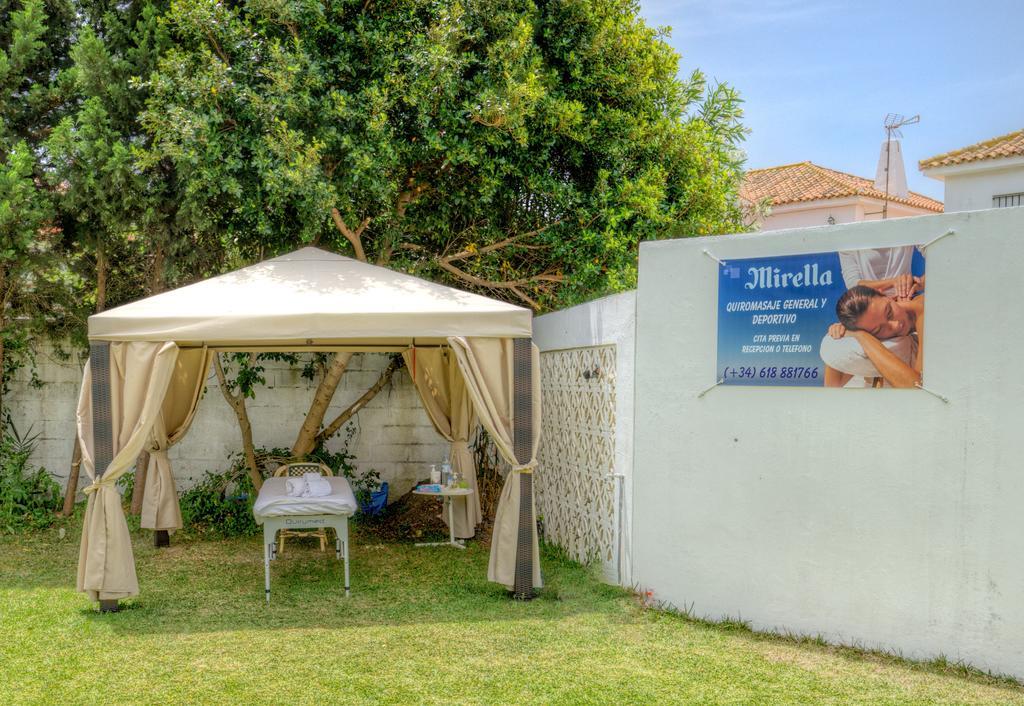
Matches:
[99,599,120,613]
[511,589,535,601]
[154,530,170,548]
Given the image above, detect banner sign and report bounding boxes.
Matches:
[715,246,925,387]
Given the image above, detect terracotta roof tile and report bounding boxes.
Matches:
[919,129,1024,169]
[740,161,943,212]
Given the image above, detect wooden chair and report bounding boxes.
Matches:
[273,462,334,555]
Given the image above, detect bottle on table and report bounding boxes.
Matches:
[430,464,440,484]
[441,454,452,487]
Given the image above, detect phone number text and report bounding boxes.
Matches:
[722,366,820,380]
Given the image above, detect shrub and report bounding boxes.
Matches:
[0,421,61,533]
[179,460,260,538]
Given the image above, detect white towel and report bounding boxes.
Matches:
[303,477,332,498]
[285,477,306,497]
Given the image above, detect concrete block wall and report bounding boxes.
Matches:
[5,345,85,482]
[6,349,449,500]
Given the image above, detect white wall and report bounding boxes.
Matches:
[758,200,860,230]
[941,161,1024,212]
[534,291,636,585]
[632,208,1024,678]
[6,351,448,499]
[758,198,933,231]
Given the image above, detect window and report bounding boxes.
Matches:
[993,192,1024,208]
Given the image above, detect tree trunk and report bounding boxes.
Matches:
[314,357,401,447]
[130,450,149,515]
[95,245,108,312]
[290,352,353,457]
[214,354,263,490]
[150,242,166,294]
[237,409,260,489]
[60,437,82,516]
[0,332,5,427]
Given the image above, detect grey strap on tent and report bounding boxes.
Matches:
[513,337,535,600]
[89,342,119,612]
[90,342,114,481]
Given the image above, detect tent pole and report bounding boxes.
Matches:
[512,337,535,600]
[90,342,120,613]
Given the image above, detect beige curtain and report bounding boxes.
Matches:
[76,341,180,601]
[141,348,212,531]
[447,337,542,589]
[403,348,480,538]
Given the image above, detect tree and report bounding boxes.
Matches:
[0,144,51,422]
[47,1,241,512]
[142,0,747,458]
[49,0,231,314]
[143,0,747,310]
[0,0,76,422]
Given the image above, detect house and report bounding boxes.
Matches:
[919,128,1024,212]
[741,157,943,232]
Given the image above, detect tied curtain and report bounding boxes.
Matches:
[402,347,480,539]
[140,349,212,531]
[76,342,180,600]
[448,337,542,590]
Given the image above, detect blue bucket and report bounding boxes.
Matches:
[359,482,388,516]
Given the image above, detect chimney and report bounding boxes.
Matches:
[874,139,909,198]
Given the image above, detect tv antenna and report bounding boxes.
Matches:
[881,113,919,219]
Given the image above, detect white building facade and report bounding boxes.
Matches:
[920,129,1024,212]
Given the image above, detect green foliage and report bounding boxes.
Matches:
[349,468,382,508]
[216,351,301,399]
[0,0,77,410]
[4,0,749,412]
[1,317,43,400]
[0,420,61,533]
[0,0,75,146]
[0,139,56,419]
[0,141,50,266]
[216,352,269,400]
[116,465,135,499]
[41,0,233,370]
[179,466,260,537]
[143,0,748,310]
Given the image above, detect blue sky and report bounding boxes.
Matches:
[637,0,1024,201]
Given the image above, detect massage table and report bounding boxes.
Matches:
[252,476,357,602]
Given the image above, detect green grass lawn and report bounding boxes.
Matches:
[2,515,1022,706]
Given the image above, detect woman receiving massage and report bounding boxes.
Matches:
[823,283,924,388]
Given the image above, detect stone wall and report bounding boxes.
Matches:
[6,347,449,500]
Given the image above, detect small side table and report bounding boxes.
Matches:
[412,487,474,549]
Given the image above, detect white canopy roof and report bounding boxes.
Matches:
[88,247,532,346]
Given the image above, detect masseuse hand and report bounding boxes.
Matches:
[828,323,846,339]
[893,274,922,301]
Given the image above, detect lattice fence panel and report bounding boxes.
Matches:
[536,345,617,565]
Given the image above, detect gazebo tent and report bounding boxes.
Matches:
[75,247,542,609]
